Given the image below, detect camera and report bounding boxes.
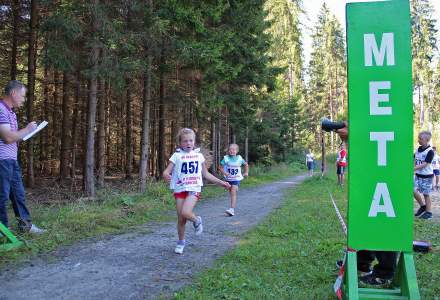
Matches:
[321,118,346,132]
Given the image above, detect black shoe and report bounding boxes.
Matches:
[415,205,426,217]
[419,211,432,220]
[336,260,343,269]
[336,261,372,275]
[356,264,373,277]
[359,274,391,286]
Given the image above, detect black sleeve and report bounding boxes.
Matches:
[425,150,434,163]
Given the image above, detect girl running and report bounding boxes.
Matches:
[163,128,231,254]
[219,144,249,216]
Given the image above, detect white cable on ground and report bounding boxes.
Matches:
[327,188,349,300]
[328,189,347,237]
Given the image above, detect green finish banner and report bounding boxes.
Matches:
[346,0,412,251]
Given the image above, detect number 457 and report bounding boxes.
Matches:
[181,161,199,174]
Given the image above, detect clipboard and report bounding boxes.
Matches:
[23,121,48,141]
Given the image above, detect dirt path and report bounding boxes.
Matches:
[425,188,440,222]
[0,175,307,300]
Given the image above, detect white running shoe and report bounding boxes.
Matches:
[29,224,46,235]
[193,216,203,235]
[225,208,235,216]
[174,243,185,254]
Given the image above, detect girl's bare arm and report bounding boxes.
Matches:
[243,162,249,177]
[163,162,175,182]
[203,163,231,189]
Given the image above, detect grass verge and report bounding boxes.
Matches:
[0,162,302,267]
[175,168,440,299]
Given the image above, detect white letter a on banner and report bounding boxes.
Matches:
[368,183,396,217]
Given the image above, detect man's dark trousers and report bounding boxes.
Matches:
[0,159,31,228]
[358,250,398,279]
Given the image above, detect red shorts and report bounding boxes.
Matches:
[173,191,201,200]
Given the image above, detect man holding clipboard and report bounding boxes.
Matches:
[0,80,45,234]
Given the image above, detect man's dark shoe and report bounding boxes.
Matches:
[415,205,426,217]
[357,264,372,276]
[359,274,391,286]
[336,261,372,276]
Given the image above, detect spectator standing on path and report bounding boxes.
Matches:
[0,80,45,234]
[163,128,231,254]
[432,146,439,191]
[414,131,435,220]
[305,149,314,177]
[336,143,347,186]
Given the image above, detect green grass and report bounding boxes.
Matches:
[175,168,440,299]
[0,162,302,267]
[414,219,440,299]
[175,175,345,300]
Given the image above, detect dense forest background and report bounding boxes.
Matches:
[0,0,438,197]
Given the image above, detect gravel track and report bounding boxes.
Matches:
[0,175,307,300]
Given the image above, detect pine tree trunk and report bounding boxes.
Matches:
[70,71,80,179]
[85,77,98,196]
[288,62,294,99]
[82,79,88,190]
[52,70,60,160]
[225,107,230,148]
[335,65,339,115]
[139,3,154,184]
[125,86,133,179]
[211,119,217,173]
[158,46,166,177]
[245,126,249,162]
[328,93,334,152]
[97,78,106,187]
[321,132,326,175]
[85,0,100,197]
[41,65,50,163]
[105,83,111,171]
[217,109,221,165]
[117,96,123,171]
[139,63,152,192]
[169,120,176,153]
[60,71,72,179]
[419,85,424,127]
[427,83,432,131]
[26,0,38,187]
[10,0,20,80]
[151,102,157,178]
[184,94,189,127]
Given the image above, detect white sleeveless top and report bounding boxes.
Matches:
[221,155,246,181]
[169,148,205,192]
[415,146,433,176]
[432,153,439,170]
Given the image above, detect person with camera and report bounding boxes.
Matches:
[331,122,397,286]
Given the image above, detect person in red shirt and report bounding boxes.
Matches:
[336,143,347,186]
